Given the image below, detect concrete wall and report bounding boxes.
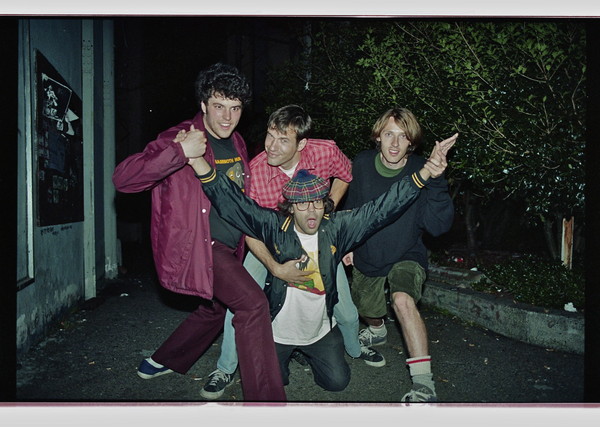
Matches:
[422,267,584,354]
[16,19,117,355]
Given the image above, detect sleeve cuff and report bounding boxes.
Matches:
[195,167,217,184]
[411,171,428,189]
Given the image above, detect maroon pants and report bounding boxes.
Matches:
[152,241,286,401]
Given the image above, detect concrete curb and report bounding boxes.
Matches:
[422,266,584,355]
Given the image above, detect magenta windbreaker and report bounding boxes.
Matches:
[112,112,251,299]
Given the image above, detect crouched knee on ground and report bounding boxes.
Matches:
[314,361,351,392]
[319,371,350,392]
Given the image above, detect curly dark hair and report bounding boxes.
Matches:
[277,197,335,216]
[194,63,252,107]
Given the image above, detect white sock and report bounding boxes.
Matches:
[146,357,164,368]
[407,355,435,391]
[369,321,387,337]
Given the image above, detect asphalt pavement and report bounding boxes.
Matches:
[13,243,587,405]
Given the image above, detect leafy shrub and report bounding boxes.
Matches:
[475,255,585,311]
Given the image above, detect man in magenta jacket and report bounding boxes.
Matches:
[112,63,285,401]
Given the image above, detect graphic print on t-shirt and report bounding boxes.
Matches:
[288,249,325,295]
[215,157,244,190]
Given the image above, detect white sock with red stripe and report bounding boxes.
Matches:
[406,355,435,392]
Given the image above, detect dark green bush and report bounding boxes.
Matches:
[475,255,585,311]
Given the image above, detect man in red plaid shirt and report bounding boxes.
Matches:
[201,105,386,399]
[248,136,352,209]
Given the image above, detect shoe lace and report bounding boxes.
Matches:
[402,385,436,402]
[207,369,230,385]
[358,328,376,340]
[360,346,376,357]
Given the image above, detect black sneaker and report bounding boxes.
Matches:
[290,350,308,366]
[200,369,234,400]
[357,346,386,367]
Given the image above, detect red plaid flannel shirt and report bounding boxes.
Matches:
[248,138,353,209]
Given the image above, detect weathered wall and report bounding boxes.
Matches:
[17,19,117,355]
[17,19,85,354]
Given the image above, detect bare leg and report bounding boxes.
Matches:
[391,291,428,357]
[392,290,436,401]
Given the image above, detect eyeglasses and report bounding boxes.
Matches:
[294,199,325,211]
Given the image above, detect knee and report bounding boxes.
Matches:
[230,291,270,322]
[392,291,417,314]
[319,369,350,392]
[314,355,351,392]
[248,292,270,311]
[333,301,359,324]
[239,288,270,312]
[244,299,270,321]
[329,375,350,392]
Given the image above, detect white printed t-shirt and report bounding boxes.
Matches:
[271,229,336,346]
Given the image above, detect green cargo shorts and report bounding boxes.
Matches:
[350,260,426,318]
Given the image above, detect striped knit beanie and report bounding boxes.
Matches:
[282,169,330,203]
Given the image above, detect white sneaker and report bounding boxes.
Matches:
[358,327,387,347]
[402,384,438,402]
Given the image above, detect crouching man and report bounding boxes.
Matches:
[180,128,456,391]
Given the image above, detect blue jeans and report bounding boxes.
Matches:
[216,251,361,374]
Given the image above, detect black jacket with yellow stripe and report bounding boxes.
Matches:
[198,167,427,323]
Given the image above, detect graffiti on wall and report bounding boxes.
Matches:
[35,50,84,226]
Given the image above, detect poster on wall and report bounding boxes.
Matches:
[35,50,84,226]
